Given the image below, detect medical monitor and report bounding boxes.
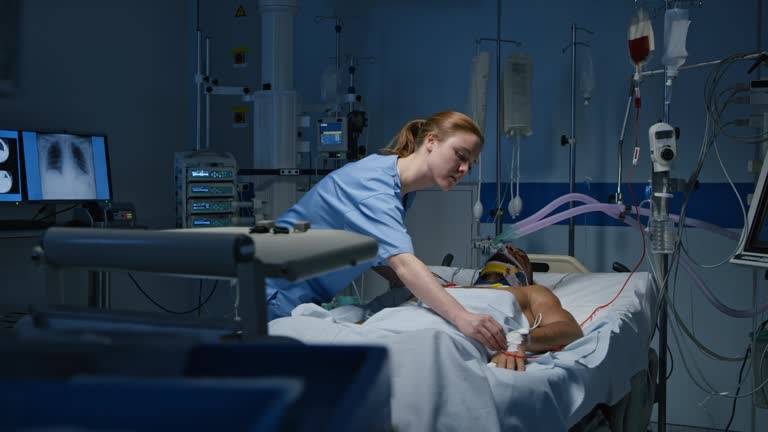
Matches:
[317,117,348,154]
[0,129,23,202]
[732,156,768,268]
[21,131,112,202]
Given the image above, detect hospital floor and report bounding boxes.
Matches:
[649,422,736,432]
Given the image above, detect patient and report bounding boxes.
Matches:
[370,245,583,371]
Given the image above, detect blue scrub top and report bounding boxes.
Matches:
[266,154,415,319]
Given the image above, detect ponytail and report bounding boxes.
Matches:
[382,119,426,157]
[382,111,483,158]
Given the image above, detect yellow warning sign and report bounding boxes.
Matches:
[235,5,246,17]
[232,47,249,68]
[232,105,249,128]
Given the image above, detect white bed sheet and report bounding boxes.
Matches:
[268,271,657,432]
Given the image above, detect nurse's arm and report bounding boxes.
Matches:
[386,252,507,351]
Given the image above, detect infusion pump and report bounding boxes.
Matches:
[648,122,677,172]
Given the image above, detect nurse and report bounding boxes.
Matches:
[266,110,507,351]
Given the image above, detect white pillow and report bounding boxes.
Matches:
[427,266,482,286]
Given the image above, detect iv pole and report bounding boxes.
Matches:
[631,2,763,429]
[562,24,594,256]
[475,0,521,236]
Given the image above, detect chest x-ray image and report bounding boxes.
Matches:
[37,133,96,200]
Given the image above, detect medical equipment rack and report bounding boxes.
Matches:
[34,226,378,339]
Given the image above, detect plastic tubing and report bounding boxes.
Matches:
[626,206,739,241]
[679,255,768,318]
[618,212,767,318]
[500,203,623,240]
[496,194,752,316]
[497,193,739,242]
[512,193,600,230]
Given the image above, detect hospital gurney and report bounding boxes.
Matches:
[271,261,659,432]
[33,226,378,339]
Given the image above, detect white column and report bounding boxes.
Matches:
[259,0,298,91]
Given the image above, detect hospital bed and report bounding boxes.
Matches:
[30,227,656,431]
[269,259,659,432]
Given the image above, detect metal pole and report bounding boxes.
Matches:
[656,7,672,425]
[752,269,758,432]
[195,31,202,151]
[568,23,576,256]
[616,77,634,206]
[205,37,211,150]
[495,0,503,236]
[336,17,341,72]
[754,2,762,429]
[335,17,342,117]
[657,254,668,432]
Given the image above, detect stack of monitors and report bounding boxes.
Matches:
[0,129,112,203]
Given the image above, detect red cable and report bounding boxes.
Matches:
[578,96,647,328]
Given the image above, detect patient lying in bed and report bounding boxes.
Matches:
[369,245,583,371]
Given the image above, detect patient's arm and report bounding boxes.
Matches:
[522,284,583,353]
[486,285,582,371]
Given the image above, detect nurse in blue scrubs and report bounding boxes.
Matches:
[267,110,507,351]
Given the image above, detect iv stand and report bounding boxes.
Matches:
[476,0,522,236]
[632,50,767,432]
[562,24,594,256]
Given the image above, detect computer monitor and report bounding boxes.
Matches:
[0,129,23,202]
[21,131,112,202]
[732,157,768,268]
[317,117,348,154]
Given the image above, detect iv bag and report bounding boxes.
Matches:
[320,63,340,104]
[502,53,533,137]
[467,51,491,133]
[578,49,595,106]
[662,7,691,77]
[627,8,655,69]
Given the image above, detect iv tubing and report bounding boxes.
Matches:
[508,203,622,239]
[679,255,768,318]
[498,193,739,242]
[508,193,599,230]
[498,193,764,318]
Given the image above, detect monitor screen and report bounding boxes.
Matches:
[743,178,768,254]
[22,131,111,202]
[0,129,23,202]
[317,117,347,152]
[732,156,768,267]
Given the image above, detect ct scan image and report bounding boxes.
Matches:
[37,133,96,200]
[0,170,11,193]
[0,136,19,195]
[0,138,9,163]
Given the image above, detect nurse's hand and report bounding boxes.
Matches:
[454,311,507,351]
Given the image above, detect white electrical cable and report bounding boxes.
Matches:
[669,306,768,400]
[232,279,241,322]
[681,138,747,269]
[351,279,361,299]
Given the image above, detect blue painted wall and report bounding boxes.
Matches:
[0,1,765,430]
[289,1,768,430]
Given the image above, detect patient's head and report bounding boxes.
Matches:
[476,245,532,287]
